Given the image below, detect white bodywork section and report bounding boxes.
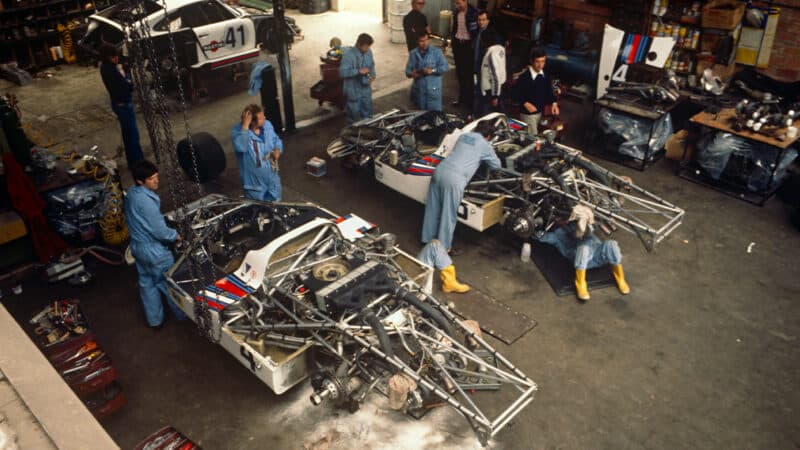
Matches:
[374,112,509,232]
[596,24,675,98]
[87,0,261,69]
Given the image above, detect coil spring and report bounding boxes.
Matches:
[57,21,77,63]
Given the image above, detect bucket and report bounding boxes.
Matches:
[390,27,406,44]
[390,0,411,14]
[389,11,405,29]
[389,9,407,44]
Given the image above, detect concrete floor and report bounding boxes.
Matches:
[3,8,800,450]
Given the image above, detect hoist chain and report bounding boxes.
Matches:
[121,0,219,342]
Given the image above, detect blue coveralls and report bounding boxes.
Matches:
[124,185,187,326]
[417,239,452,270]
[339,46,376,123]
[405,45,449,111]
[421,132,501,250]
[537,223,622,270]
[231,121,284,202]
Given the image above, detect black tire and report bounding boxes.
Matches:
[176,132,226,183]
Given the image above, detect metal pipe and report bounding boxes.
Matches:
[491,386,537,429]
[491,396,535,437]
[411,322,531,387]
[467,177,522,186]
[273,0,295,132]
[413,291,534,385]
[409,324,490,423]
[343,293,391,324]
[267,254,340,280]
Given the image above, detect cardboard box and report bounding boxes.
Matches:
[0,210,27,245]
[699,25,740,59]
[702,0,746,30]
[665,129,692,161]
[696,55,737,81]
[735,6,780,68]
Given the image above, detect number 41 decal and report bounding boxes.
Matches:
[225,25,245,47]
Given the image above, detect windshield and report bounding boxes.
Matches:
[97,0,162,22]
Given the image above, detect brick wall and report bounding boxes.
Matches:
[548,0,610,33]
[763,2,800,81]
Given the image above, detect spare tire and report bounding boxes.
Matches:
[176,132,226,183]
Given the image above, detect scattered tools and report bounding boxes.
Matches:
[29,299,125,418]
[730,95,799,136]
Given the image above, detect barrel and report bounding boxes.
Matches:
[300,0,329,14]
[422,0,447,34]
[438,10,451,38]
[389,0,411,44]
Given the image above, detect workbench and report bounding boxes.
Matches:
[33,159,101,194]
[678,108,800,205]
[588,93,683,171]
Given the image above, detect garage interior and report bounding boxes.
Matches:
[1,0,799,449]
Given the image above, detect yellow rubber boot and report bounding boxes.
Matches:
[441,265,470,293]
[611,264,630,294]
[575,269,590,301]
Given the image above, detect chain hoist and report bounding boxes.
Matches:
[120,0,218,341]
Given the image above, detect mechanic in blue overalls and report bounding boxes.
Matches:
[421,120,500,284]
[536,205,630,301]
[405,32,449,111]
[231,104,284,201]
[339,33,376,123]
[125,160,187,329]
[418,239,470,293]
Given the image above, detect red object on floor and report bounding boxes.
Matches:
[63,355,118,397]
[134,426,201,450]
[2,153,67,262]
[43,331,97,361]
[83,381,126,419]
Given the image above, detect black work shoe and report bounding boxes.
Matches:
[448,247,463,256]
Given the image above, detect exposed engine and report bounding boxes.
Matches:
[328,110,684,251]
[165,195,535,446]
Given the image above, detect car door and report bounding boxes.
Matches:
[193,0,256,65]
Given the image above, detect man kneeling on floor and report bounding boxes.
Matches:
[536,205,630,301]
[418,239,470,294]
[125,160,187,328]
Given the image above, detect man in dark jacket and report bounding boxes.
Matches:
[403,0,431,52]
[512,47,560,135]
[472,9,504,116]
[451,0,478,109]
[99,44,143,170]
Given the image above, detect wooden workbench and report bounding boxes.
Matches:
[690,108,800,149]
[680,107,799,205]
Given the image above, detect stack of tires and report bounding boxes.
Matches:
[300,0,329,14]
